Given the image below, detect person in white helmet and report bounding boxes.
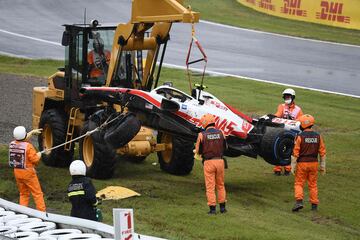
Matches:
[9,126,46,211]
[273,88,303,176]
[67,160,99,221]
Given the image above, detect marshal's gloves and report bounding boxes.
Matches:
[320,156,326,175]
[36,152,42,159]
[291,156,297,175]
[25,128,43,141]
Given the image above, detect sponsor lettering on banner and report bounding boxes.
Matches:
[258,0,276,11]
[281,0,307,17]
[316,1,350,23]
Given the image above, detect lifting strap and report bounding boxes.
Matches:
[186,23,207,95]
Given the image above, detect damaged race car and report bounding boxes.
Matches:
[79,83,300,178]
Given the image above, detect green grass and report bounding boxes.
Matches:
[0,56,360,239]
[0,55,60,77]
[186,0,360,45]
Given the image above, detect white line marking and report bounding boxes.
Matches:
[0,29,61,46]
[163,63,360,99]
[0,29,358,98]
[200,20,360,48]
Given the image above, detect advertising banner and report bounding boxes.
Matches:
[237,0,360,30]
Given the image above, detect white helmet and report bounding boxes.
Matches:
[282,88,295,97]
[13,126,27,141]
[282,88,296,104]
[69,160,86,176]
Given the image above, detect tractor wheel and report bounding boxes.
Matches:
[259,127,295,166]
[79,120,116,179]
[38,109,73,167]
[157,132,194,175]
[104,113,141,149]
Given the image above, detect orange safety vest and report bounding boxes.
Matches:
[275,103,302,120]
[88,50,111,78]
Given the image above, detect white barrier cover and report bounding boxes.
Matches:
[58,233,102,240]
[0,211,15,217]
[35,236,57,240]
[0,213,28,223]
[6,217,42,227]
[40,229,82,238]
[19,222,56,233]
[0,226,17,235]
[6,231,39,239]
[0,198,166,240]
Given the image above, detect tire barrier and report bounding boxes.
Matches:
[36,237,57,240]
[0,211,15,217]
[6,231,39,239]
[0,226,17,235]
[40,229,82,238]
[0,214,28,223]
[6,218,42,227]
[19,222,57,233]
[58,233,102,240]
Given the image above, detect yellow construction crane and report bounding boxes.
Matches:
[32,0,200,179]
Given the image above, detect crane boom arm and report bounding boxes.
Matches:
[106,0,199,89]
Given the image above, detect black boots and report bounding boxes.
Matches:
[292,200,304,212]
[208,204,227,214]
[208,205,216,215]
[220,203,227,213]
[274,171,281,176]
[284,170,290,176]
[311,204,318,211]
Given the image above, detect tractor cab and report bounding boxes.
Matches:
[59,21,139,107]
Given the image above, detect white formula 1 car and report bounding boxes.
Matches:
[80,84,300,176]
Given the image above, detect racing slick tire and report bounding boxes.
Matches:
[79,120,116,179]
[38,109,74,167]
[104,113,141,149]
[157,132,194,175]
[260,127,295,166]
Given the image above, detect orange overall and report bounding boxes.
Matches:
[9,140,46,212]
[195,127,226,206]
[88,50,111,79]
[273,102,303,173]
[292,129,326,204]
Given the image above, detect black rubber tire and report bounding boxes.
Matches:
[104,113,141,149]
[38,109,74,167]
[79,120,116,179]
[259,127,295,166]
[157,132,194,175]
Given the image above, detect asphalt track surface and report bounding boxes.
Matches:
[0,0,359,97]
